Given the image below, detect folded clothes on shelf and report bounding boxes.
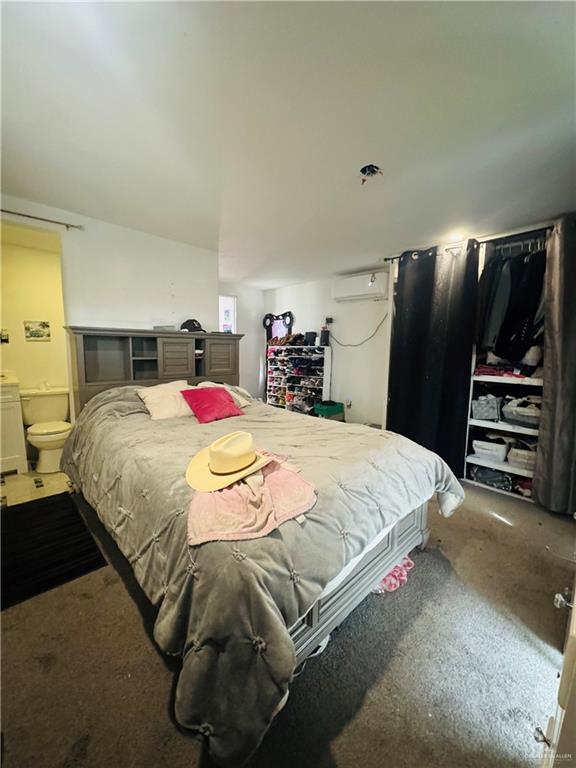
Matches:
[474,364,527,378]
[469,465,513,492]
[469,465,533,499]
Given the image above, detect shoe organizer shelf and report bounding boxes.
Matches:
[266,345,331,416]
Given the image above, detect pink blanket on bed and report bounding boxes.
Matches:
[187,453,317,545]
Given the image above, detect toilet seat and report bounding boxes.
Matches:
[27,420,71,436]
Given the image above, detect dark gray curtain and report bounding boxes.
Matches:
[387,240,478,476]
[533,215,576,515]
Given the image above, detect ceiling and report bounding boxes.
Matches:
[2,2,575,289]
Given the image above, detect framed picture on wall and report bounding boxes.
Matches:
[24,320,51,341]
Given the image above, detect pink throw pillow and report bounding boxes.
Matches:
[181,387,243,424]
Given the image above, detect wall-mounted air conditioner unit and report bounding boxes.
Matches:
[331,272,388,303]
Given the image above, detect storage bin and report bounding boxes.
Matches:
[471,396,502,421]
[507,447,536,469]
[314,401,344,419]
[472,439,509,463]
[502,396,541,427]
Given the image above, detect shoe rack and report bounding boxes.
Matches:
[266,346,331,415]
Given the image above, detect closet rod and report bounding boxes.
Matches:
[477,220,554,244]
[1,209,84,231]
[494,238,546,251]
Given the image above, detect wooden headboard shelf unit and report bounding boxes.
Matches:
[66,326,243,412]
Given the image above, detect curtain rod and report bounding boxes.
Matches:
[1,209,84,231]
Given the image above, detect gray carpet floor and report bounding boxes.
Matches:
[2,486,573,768]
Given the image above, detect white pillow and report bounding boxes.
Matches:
[136,380,194,420]
[196,381,252,408]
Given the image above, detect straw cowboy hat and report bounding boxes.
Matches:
[186,431,272,492]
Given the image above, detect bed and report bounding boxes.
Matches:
[62,385,464,766]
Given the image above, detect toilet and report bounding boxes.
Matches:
[20,387,73,474]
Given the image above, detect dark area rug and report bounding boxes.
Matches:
[1,492,106,609]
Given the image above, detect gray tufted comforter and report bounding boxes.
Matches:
[62,387,464,765]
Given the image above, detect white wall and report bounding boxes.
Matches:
[1,195,219,331]
[219,281,265,398]
[264,273,391,425]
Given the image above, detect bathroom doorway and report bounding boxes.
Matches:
[1,221,71,503]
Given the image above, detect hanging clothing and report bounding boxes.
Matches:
[476,254,512,352]
[494,249,546,361]
[533,216,576,515]
[529,282,546,345]
[388,240,479,476]
[476,246,546,360]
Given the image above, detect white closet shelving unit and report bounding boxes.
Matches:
[465,367,543,504]
[463,226,549,504]
[266,345,331,414]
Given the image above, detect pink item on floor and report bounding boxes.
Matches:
[372,556,415,594]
